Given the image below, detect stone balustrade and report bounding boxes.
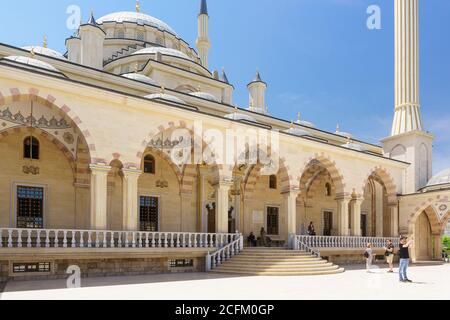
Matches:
[206,235,243,271]
[292,235,400,251]
[0,228,239,249]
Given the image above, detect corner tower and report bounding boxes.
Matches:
[382,0,433,193]
[196,0,210,69]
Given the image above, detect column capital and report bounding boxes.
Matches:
[387,202,399,208]
[122,168,143,177]
[281,188,300,196]
[212,179,234,189]
[89,164,112,174]
[335,195,352,203]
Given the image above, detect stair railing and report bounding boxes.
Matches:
[289,234,321,258]
[206,234,243,271]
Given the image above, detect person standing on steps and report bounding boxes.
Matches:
[260,227,268,247]
[399,236,414,283]
[384,239,395,273]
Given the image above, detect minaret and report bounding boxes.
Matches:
[392,0,422,135]
[247,70,268,114]
[196,0,210,69]
[382,0,433,193]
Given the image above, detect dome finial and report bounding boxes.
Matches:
[161,86,165,94]
[43,35,48,48]
[297,112,301,123]
[136,0,141,13]
[336,123,340,133]
[221,68,229,84]
[254,68,262,82]
[87,10,99,26]
[30,47,36,58]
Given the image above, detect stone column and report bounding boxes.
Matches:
[233,176,243,233]
[337,197,351,236]
[284,190,300,236]
[214,181,232,234]
[433,234,442,261]
[180,192,194,232]
[89,164,111,230]
[388,203,399,237]
[350,198,364,236]
[122,169,142,231]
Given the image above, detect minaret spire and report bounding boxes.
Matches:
[196,0,210,69]
[391,0,423,136]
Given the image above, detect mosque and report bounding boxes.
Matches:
[0,0,448,279]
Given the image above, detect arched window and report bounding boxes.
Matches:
[23,137,39,160]
[269,175,277,190]
[143,155,155,174]
[325,183,332,197]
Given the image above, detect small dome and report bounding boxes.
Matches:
[22,46,66,60]
[97,12,177,36]
[122,73,158,85]
[342,142,367,152]
[3,56,62,74]
[225,112,257,122]
[284,127,309,137]
[133,47,192,61]
[145,93,185,104]
[296,119,315,128]
[426,169,450,187]
[189,92,219,102]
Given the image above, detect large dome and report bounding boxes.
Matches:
[97,12,178,36]
[22,46,66,60]
[132,47,192,61]
[426,169,450,187]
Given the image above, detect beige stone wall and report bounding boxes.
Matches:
[0,131,77,229]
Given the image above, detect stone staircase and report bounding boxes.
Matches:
[211,247,344,276]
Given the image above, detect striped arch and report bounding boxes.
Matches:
[298,153,346,197]
[242,155,292,201]
[0,87,98,163]
[136,121,222,194]
[407,195,450,236]
[359,166,398,202]
[0,127,77,175]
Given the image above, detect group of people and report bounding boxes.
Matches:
[247,228,270,247]
[364,236,414,283]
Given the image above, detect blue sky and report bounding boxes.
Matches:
[1,0,449,173]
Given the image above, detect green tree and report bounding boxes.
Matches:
[443,235,450,251]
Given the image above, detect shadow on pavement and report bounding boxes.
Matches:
[3,272,250,293]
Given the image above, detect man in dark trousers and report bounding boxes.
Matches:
[399,236,414,283]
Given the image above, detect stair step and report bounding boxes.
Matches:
[220,260,330,267]
[211,268,345,276]
[217,263,335,271]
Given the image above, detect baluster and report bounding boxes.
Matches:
[212,254,217,268]
[8,229,13,248]
[71,231,76,248]
[26,230,32,248]
[109,232,114,248]
[199,234,203,248]
[144,233,149,248]
[188,234,192,248]
[86,231,91,248]
[138,233,142,248]
[132,232,136,248]
[35,230,41,248]
[164,233,169,248]
[123,232,129,247]
[63,231,68,248]
[193,234,197,248]
[217,251,222,266]
[0,229,3,248]
[94,232,99,248]
[180,233,184,248]
[117,232,122,248]
[79,231,84,248]
[171,233,175,248]
[17,230,23,248]
[151,233,156,248]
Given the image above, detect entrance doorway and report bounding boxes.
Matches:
[361,214,368,237]
[206,203,216,233]
[323,211,333,236]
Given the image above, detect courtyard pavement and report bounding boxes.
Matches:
[1,263,449,300]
